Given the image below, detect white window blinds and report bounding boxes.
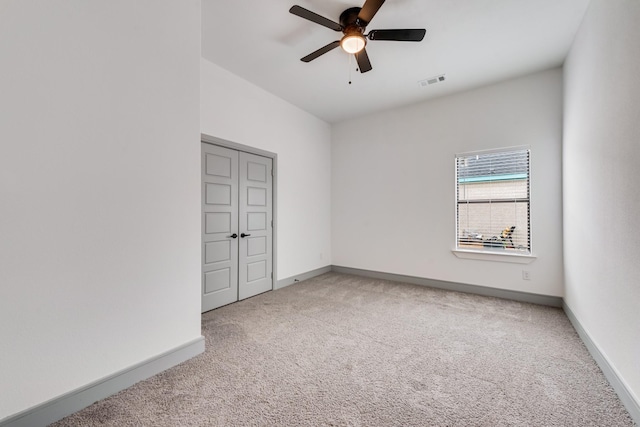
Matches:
[456,147,530,254]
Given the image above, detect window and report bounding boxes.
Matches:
[456,147,530,255]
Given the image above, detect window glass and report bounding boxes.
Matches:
[456,148,530,254]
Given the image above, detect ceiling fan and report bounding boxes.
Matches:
[289,0,426,73]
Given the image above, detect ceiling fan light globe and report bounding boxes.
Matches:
[341,34,365,54]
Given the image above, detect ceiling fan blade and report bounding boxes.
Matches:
[355,48,372,73]
[368,29,426,42]
[357,0,385,26]
[300,41,341,62]
[289,5,342,31]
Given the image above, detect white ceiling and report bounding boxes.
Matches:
[202,0,590,123]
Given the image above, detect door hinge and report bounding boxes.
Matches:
[271,169,274,177]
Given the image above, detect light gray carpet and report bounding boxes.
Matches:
[53,272,634,426]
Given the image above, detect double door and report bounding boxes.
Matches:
[201,143,273,312]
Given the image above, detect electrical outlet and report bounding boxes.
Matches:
[522,270,531,281]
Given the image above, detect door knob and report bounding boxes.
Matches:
[241,233,251,238]
[228,233,238,239]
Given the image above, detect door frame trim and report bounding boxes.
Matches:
[201,134,278,296]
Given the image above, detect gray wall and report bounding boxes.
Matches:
[200,59,332,281]
[563,0,640,410]
[0,1,201,420]
[332,68,564,296]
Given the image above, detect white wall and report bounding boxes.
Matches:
[200,59,332,281]
[332,69,564,296]
[563,0,640,409]
[0,1,201,419]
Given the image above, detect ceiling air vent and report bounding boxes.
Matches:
[418,74,446,87]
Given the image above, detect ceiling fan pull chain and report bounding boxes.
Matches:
[348,53,352,85]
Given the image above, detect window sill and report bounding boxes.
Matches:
[452,248,536,264]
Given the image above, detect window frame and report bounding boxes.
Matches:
[452,146,535,263]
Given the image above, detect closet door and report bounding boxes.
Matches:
[238,152,273,300]
[201,143,274,312]
[201,144,239,312]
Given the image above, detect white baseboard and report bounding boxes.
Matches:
[563,303,639,424]
[0,336,205,427]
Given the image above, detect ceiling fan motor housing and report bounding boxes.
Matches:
[339,7,367,53]
[340,7,365,32]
